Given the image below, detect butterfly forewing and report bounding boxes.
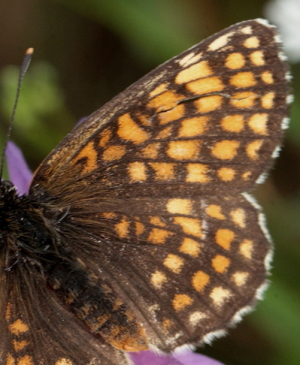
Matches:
[1,19,290,364]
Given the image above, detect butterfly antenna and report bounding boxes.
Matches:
[0,47,34,180]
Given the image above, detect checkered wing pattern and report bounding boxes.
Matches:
[1,19,290,364]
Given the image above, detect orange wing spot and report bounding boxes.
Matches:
[102,212,117,219]
[230,208,246,228]
[148,90,183,111]
[164,254,184,273]
[158,104,185,125]
[174,217,203,238]
[5,353,15,365]
[232,271,249,286]
[5,302,12,320]
[186,163,210,183]
[148,228,172,244]
[149,82,168,97]
[102,145,126,161]
[135,221,145,235]
[195,95,222,113]
[210,287,231,306]
[186,76,224,95]
[211,140,240,160]
[118,113,150,144]
[166,198,192,215]
[179,238,201,257]
[250,50,265,66]
[230,71,256,88]
[244,36,260,48]
[215,229,235,250]
[13,339,29,351]
[128,162,147,181]
[242,171,252,180]
[72,141,97,173]
[9,319,29,335]
[17,355,34,365]
[240,239,254,259]
[192,271,210,292]
[261,92,275,109]
[206,204,225,220]
[99,128,112,147]
[261,71,274,84]
[115,217,130,239]
[221,114,244,133]
[248,113,268,135]
[149,162,175,180]
[175,60,212,84]
[178,116,208,137]
[231,91,257,108]
[212,255,231,273]
[208,31,234,51]
[172,294,194,311]
[151,271,167,289]
[150,216,166,227]
[137,112,152,126]
[225,52,245,69]
[217,167,236,181]
[156,126,173,139]
[54,359,73,365]
[167,140,201,160]
[246,140,263,160]
[141,142,160,159]
[162,318,173,331]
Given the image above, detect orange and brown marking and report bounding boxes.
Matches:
[261,70,274,84]
[9,319,29,335]
[172,294,194,311]
[12,339,29,352]
[218,167,236,181]
[5,302,12,320]
[250,50,265,66]
[261,92,275,109]
[162,318,173,332]
[225,52,245,69]
[221,114,244,133]
[128,162,147,181]
[215,229,235,250]
[164,254,184,273]
[186,163,210,183]
[174,217,203,238]
[230,71,256,88]
[156,126,173,139]
[135,221,145,235]
[242,171,252,180]
[208,31,234,51]
[137,112,152,127]
[99,128,112,147]
[149,82,168,97]
[186,76,224,95]
[118,113,150,144]
[148,90,183,111]
[55,359,73,365]
[148,228,173,244]
[102,212,117,219]
[17,355,34,365]
[179,237,201,257]
[211,140,240,160]
[158,104,185,125]
[206,204,225,220]
[189,311,207,325]
[232,271,249,286]
[102,145,126,161]
[178,116,208,137]
[115,217,130,239]
[167,140,201,160]
[246,140,263,160]
[244,36,260,48]
[72,141,97,174]
[240,239,254,259]
[167,198,192,215]
[212,255,231,273]
[192,271,210,292]
[210,287,231,306]
[151,271,167,289]
[195,95,223,113]
[176,60,213,84]
[149,162,175,180]
[141,142,160,159]
[231,91,257,108]
[150,216,166,227]
[248,113,268,135]
[230,208,246,228]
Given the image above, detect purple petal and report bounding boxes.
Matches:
[129,350,224,365]
[6,141,32,195]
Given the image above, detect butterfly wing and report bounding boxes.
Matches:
[28,19,290,352]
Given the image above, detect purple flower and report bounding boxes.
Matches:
[5,141,225,365]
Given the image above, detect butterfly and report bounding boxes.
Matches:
[0,19,291,365]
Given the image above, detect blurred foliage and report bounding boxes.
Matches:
[0,1,300,364]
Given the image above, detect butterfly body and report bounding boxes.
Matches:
[0,19,291,365]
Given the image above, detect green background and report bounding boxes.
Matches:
[0,1,300,364]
